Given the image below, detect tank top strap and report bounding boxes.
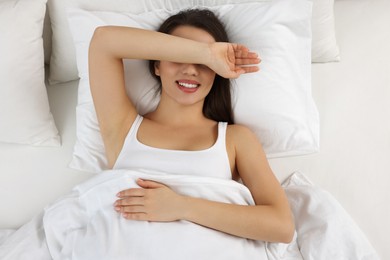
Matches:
[127,114,143,139]
[215,121,228,149]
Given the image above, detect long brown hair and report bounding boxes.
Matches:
[149,9,234,124]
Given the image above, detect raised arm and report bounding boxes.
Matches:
[88,26,259,167]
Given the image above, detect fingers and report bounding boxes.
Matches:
[235,51,260,66]
[115,194,147,219]
[116,196,145,206]
[115,196,144,210]
[117,187,145,197]
[234,45,260,75]
[233,44,261,67]
[235,57,261,66]
[240,66,260,74]
[235,53,260,66]
[117,179,163,197]
[136,179,165,189]
[115,204,148,221]
[233,44,258,57]
[122,212,147,220]
[235,51,259,60]
[114,179,178,222]
[114,179,164,220]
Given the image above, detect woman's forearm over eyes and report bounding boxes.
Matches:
[89,26,211,65]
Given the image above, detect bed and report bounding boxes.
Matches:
[0,0,388,259]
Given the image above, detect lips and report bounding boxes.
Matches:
[176,80,200,93]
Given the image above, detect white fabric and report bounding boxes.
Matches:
[67,1,320,173]
[113,115,232,180]
[0,171,378,259]
[0,0,60,146]
[310,0,340,62]
[47,0,339,83]
[282,172,379,260]
[0,230,14,245]
[0,213,51,260]
[44,170,270,260]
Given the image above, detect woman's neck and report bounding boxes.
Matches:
[146,100,210,127]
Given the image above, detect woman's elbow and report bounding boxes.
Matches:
[90,26,109,45]
[254,207,295,243]
[278,214,295,244]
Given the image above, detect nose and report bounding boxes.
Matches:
[181,63,199,76]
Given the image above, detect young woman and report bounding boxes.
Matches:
[88,9,294,243]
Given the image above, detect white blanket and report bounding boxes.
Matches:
[0,170,379,260]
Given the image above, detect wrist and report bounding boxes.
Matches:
[204,42,218,70]
[178,195,194,221]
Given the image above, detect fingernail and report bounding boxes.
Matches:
[115,206,121,211]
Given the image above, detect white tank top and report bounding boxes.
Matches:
[113,115,232,180]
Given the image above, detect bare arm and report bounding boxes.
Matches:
[88,26,259,167]
[115,126,295,243]
[180,126,295,242]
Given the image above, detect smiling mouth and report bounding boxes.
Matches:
[176,81,200,93]
[177,81,200,89]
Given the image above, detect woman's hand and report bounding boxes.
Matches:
[114,179,185,222]
[208,42,261,79]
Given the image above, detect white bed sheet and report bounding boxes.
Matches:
[0,0,389,259]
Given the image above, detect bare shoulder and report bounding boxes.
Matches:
[227,124,273,191]
[226,124,261,148]
[226,123,268,166]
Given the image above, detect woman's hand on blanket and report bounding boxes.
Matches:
[114,179,185,222]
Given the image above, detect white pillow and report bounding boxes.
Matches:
[310,0,340,62]
[48,0,339,84]
[0,0,60,146]
[67,0,319,173]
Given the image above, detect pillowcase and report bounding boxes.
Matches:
[67,0,319,173]
[310,0,340,62]
[48,0,339,84]
[0,0,60,146]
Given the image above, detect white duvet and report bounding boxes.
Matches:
[0,170,379,260]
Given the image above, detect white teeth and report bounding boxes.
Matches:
[178,82,198,88]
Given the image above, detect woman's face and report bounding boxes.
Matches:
[154,25,216,107]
